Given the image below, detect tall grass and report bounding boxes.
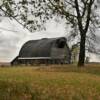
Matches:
[0,64,100,100]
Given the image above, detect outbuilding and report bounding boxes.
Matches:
[11,37,71,65]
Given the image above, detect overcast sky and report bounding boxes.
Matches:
[0,16,100,62]
[0,0,100,62]
[0,17,69,62]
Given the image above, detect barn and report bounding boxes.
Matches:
[11,37,71,65]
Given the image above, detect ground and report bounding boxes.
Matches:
[0,64,100,100]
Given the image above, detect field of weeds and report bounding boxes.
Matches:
[0,64,100,100]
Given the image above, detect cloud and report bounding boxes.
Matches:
[0,17,30,62]
[0,18,67,62]
[0,17,100,62]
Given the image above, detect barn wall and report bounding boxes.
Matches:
[65,45,71,63]
[51,46,67,59]
[50,45,71,64]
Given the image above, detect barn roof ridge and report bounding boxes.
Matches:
[26,37,66,42]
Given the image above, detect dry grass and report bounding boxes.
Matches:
[0,64,100,100]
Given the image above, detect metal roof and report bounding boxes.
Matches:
[18,37,69,58]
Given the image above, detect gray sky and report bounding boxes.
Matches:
[0,17,68,62]
[0,17,100,62]
[0,0,100,62]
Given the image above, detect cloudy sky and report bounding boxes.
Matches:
[0,16,100,62]
[0,0,100,62]
[0,17,69,62]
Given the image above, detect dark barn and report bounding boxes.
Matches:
[11,37,71,65]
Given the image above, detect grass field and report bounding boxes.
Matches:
[0,64,100,100]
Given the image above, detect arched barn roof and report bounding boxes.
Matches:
[19,37,68,57]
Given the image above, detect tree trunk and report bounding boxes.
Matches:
[78,32,86,67]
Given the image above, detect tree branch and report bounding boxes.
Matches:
[74,0,83,33]
[48,0,77,18]
[0,5,31,32]
[84,0,94,33]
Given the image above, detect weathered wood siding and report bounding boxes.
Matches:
[51,46,67,59]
